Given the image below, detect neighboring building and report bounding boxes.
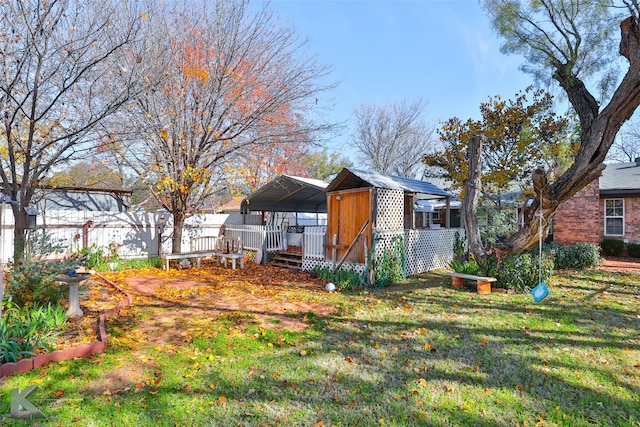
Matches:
[33,186,132,213]
[553,159,640,245]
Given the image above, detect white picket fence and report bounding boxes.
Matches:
[0,208,253,265]
[303,226,326,259]
[0,206,460,276]
[224,224,287,252]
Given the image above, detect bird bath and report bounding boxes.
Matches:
[55,272,92,317]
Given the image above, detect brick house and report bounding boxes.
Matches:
[553,159,640,245]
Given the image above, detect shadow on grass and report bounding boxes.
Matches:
[2,269,638,426]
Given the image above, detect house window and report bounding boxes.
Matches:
[432,210,440,221]
[604,199,624,236]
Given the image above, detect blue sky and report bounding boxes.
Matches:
[263,0,535,162]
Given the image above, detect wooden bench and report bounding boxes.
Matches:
[214,236,245,270]
[161,236,221,271]
[446,272,497,295]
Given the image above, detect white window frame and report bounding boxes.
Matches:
[604,198,625,237]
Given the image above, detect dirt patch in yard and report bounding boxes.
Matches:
[116,263,336,333]
[62,263,337,395]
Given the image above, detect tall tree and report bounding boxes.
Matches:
[0,0,145,262]
[481,0,640,254]
[353,98,437,178]
[304,149,353,181]
[111,0,334,253]
[226,141,314,197]
[425,87,571,206]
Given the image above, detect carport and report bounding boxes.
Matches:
[240,175,328,218]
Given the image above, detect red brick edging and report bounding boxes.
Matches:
[0,273,133,378]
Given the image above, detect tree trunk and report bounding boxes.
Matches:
[12,205,27,264]
[171,212,185,254]
[463,136,486,261]
[502,16,640,254]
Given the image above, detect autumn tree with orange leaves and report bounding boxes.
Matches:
[110,1,334,253]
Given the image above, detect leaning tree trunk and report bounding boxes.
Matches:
[502,16,640,254]
[463,135,486,261]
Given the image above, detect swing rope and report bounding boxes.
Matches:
[538,194,543,285]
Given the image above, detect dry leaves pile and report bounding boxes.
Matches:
[56,262,333,350]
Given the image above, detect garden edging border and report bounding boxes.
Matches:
[0,273,132,378]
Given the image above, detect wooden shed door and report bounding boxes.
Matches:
[327,189,371,263]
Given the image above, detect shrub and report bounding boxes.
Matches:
[452,231,466,263]
[551,242,600,269]
[627,243,640,258]
[5,258,78,308]
[449,259,481,275]
[76,244,110,270]
[497,251,554,293]
[374,236,406,287]
[601,239,624,256]
[313,265,366,291]
[479,206,518,249]
[0,303,67,364]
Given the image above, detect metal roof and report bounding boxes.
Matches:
[241,175,329,213]
[325,168,451,198]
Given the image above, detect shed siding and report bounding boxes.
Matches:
[326,188,371,263]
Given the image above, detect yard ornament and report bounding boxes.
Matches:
[325,282,336,292]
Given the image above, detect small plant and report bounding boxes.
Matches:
[449,259,481,276]
[497,251,554,293]
[600,238,624,256]
[0,302,67,364]
[28,228,66,258]
[312,265,366,291]
[626,242,640,258]
[374,235,406,287]
[76,244,108,270]
[452,230,466,263]
[102,256,163,271]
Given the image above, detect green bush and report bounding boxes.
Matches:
[313,265,365,291]
[497,251,554,293]
[627,243,640,258]
[449,259,481,275]
[5,258,79,308]
[102,256,163,271]
[0,303,67,364]
[549,242,600,269]
[374,236,406,287]
[600,239,624,256]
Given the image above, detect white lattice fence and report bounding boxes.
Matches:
[403,228,464,276]
[375,189,404,232]
[301,258,366,275]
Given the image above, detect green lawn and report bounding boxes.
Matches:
[0,268,638,426]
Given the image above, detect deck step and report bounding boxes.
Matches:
[270,251,303,270]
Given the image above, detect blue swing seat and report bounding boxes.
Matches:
[531,282,549,302]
